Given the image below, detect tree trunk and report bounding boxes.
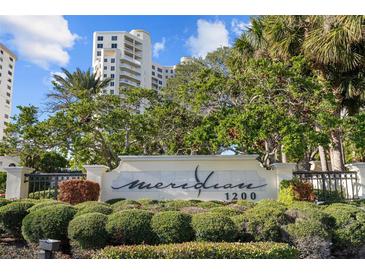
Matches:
[318,145,328,171]
[330,129,345,171]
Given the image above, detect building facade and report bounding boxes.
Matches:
[92,29,177,94]
[0,43,16,141]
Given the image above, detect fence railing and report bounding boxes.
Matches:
[293,171,359,202]
[25,172,86,199]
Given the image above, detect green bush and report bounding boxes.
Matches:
[0,198,11,207]
[111,200,141,211]
[163,200,200,210]
[93,242,299,259]
[0,201,35,236]
[0,172,6,194]
[240,201,288,242]
[138,199,159,206]
[75,201,108,210]
[285,207,335,229]
[234,200,256,209]
[151,211,194,243]
[75,203,113,216]
[27,200,64,213]
[209,206,242,216]
[191,213,237,242]
[198,201,225,209]
[28,189,55,199]
[22,204,77,243]
[68,213,108,249]
[323,203,365,255]
[279,184,296,206]
[106,209,155,245]
[105,198,125,205]
[284,219,332,258]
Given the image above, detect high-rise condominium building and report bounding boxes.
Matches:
[0,43,16,141]
[92,29,177,95]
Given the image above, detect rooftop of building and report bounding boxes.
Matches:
[0,43,17,60]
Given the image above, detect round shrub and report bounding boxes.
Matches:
[27,200,66,213]
[284,219,331,258]
[151,211,194,243]
[105,198,125,205]
[285,207,335,229]
[199,200,225,209]
[0,201,35,236]
[75,203,113,216]
[191,213,238,242]
[106,209,155,245]
[323,203,365,255]
[240,202,288,242]
[209,206,242,216]
[68,213,108,249]
[111,200,141,212]
[22,204,77,243]
[0,198,11,207]
[58,179,100,205]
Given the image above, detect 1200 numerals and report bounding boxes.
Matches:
[225,192,256,201]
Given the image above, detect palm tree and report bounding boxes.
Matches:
[47,68,111,112]
[233,15,365,171]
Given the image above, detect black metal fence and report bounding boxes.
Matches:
[293,171,359,202]
[25,172,86,199]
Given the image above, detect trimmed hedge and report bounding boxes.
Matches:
[27,200,64,213]
[106,209,155,245]
[0,201,35,236]
[323,203,365,255]
[93,242,299,259]
[151,211,194,243]
[111,200,141,211]
[191,213,237,242]
[68,213,108,249]
[58,179,100,205]
[75,202,112,216]
[22,204,77,243]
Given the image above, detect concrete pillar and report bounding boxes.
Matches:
[346,162,365,199]
[271,163,297,197]
[83,165,109,201]
[4,167,34,200]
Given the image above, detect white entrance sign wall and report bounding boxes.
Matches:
[84,155,297,202]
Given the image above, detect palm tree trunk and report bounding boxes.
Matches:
[318,145,329,171]
[330,129,345,171]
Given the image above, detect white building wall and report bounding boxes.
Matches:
[92,29,180,95]
[0,44,16,141]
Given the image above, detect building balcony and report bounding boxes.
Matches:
[120,78,141,88]
[121,54,141,66]
[120,71,141,80]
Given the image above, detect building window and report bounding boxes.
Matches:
[152,65,155,69]
[7,85,11,90]
[157,74,162,79]
[165,69,168,73]
[111,74,115,79]
[112,36,118,41]
[103,74,107,78]
[7,78,11,83]
[104,58,107,62]
[9,57,13,62]
[97,36,103,41]
[9,64,13,69]
[0,50,3,54]
[111,58,115,63]
[97,44,103,48]
[110,82,114,87]
[103,66,107,70]
[171,70,173,73]
[111,66,115,71]
[111,43,117,49]
[97,51,101,56]
[110,90,114,95]
[4,114,9,119]
[8,71,12,76]
[6,99,10,104]
[152,71,155,76]
[159,81,162,85]
[157,68,162,72]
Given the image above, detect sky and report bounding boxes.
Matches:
[0,15,251,118]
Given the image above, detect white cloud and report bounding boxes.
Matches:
[231,18,251,36]
[0,16,78,69]
[186,19,229,58]
[43,71,66,88]
[153,37,166,58]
